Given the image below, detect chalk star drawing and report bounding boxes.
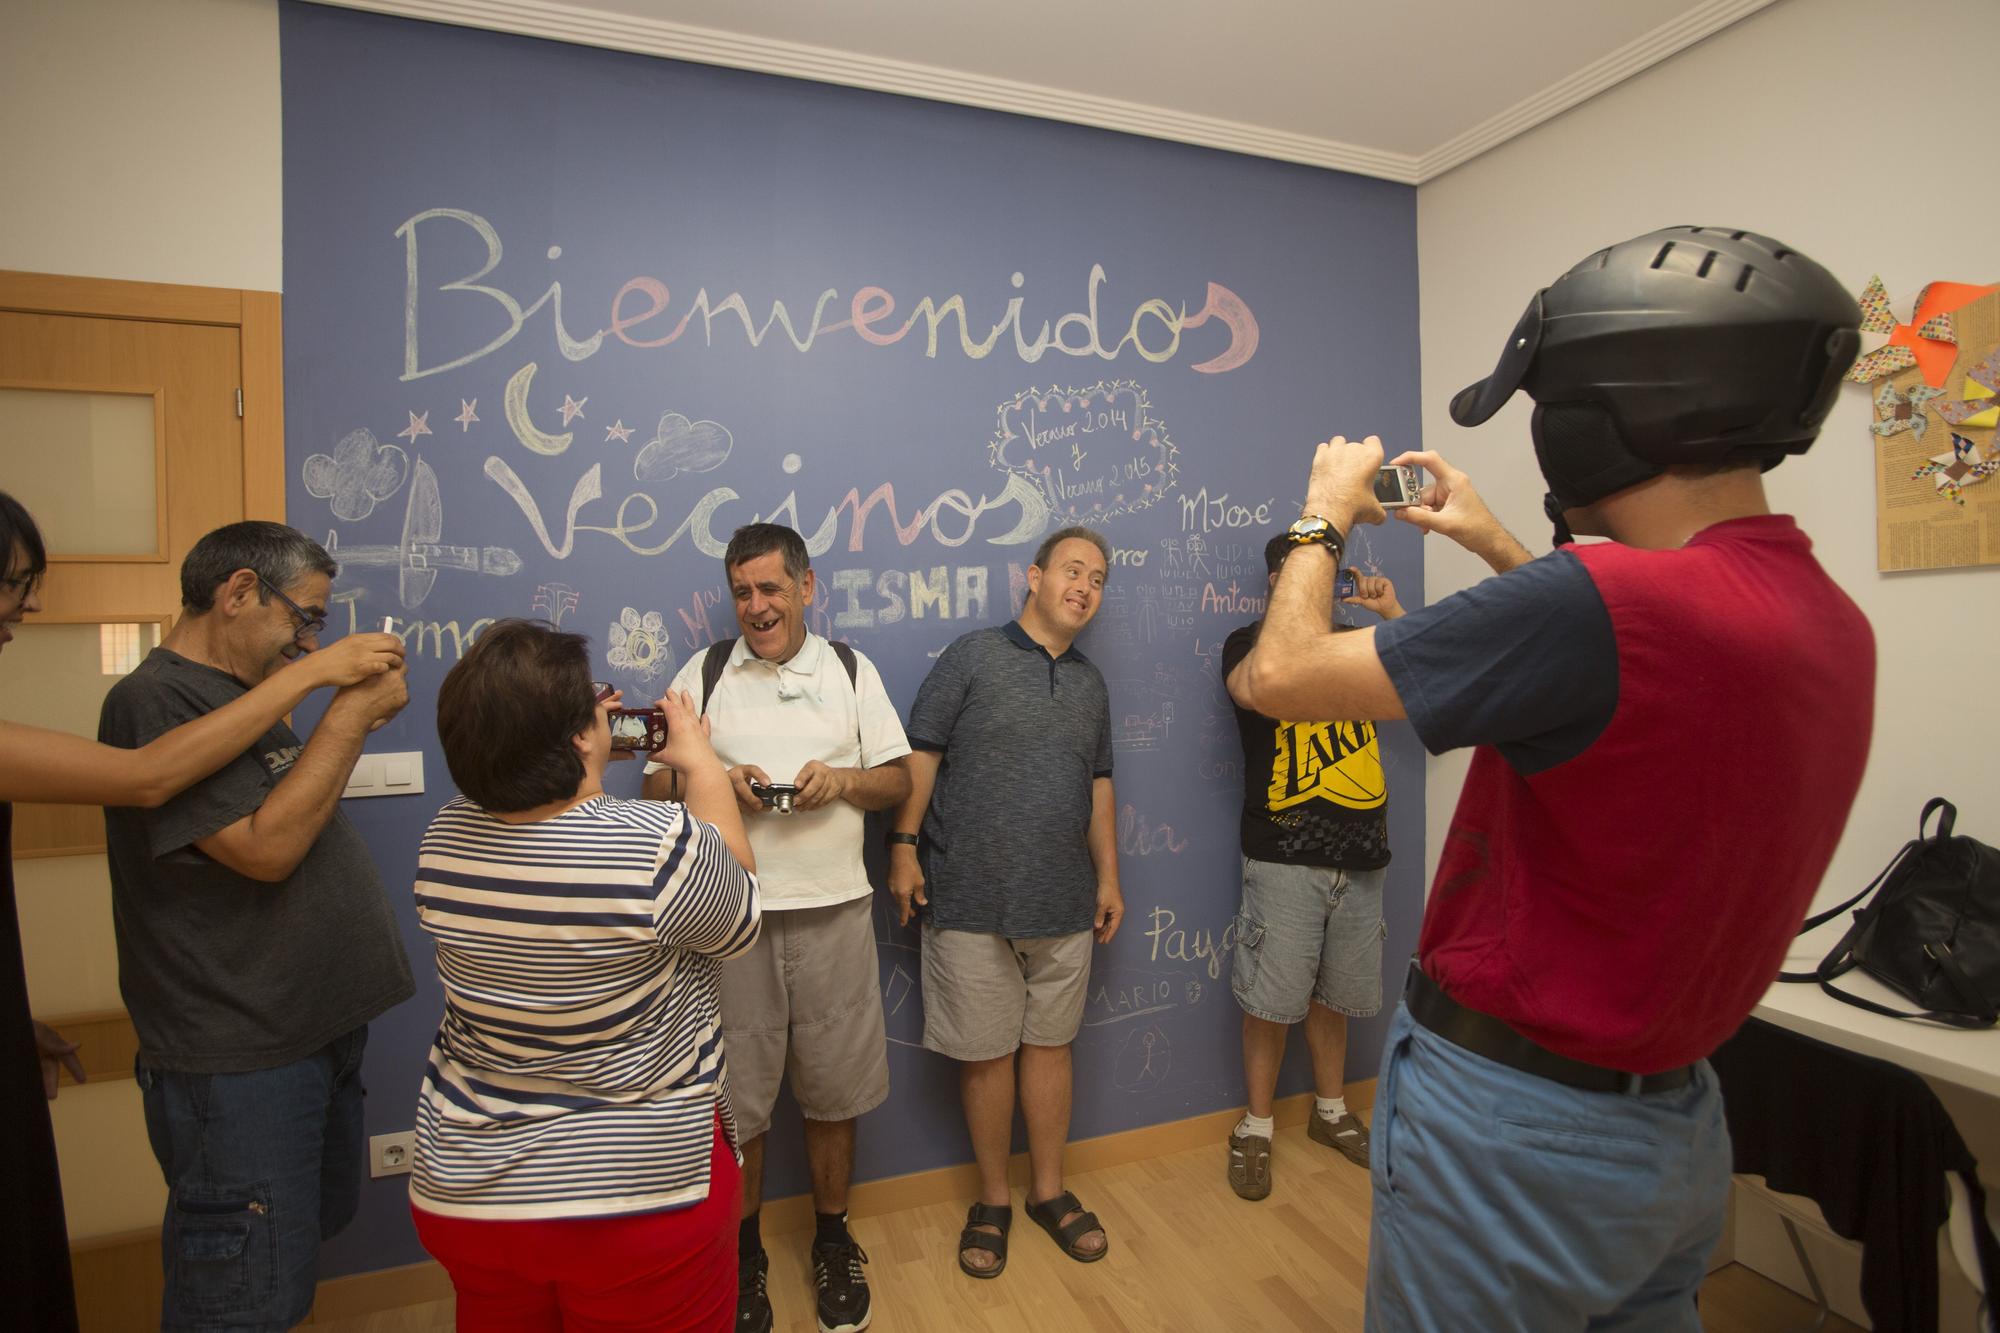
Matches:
[559,394,588,427]
[454,399,479,431]
[604,420,634,444]
[324,457,520,609]
[397,410,432,442]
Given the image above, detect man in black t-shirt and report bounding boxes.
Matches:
[99,522,413,1329]
[1219,533,1401,1201]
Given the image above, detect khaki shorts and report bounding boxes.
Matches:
[720,895,889,1139]
[920,924,1094,1061]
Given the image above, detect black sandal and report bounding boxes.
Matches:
[957,1201,1011,1279]
[1025,1189,1108,1264]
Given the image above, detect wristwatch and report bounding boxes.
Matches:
[886,832,920,848]
[1286,514,1345,560]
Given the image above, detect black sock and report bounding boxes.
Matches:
[815,1209,850,1245]
[739,1211,764,1259]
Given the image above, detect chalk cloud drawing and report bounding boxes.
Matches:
[634,412,733,482]
[607,607,674,683]
[325,456,521,608]
[989,380,1179,523]
[531,582,579,627]
[302,428,408,521]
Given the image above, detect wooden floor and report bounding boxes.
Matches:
[314,1121,1861,1332]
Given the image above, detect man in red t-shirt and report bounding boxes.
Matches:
[1232,227,1872,1332]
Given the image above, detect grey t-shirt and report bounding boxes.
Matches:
[907,621,1113,937]
[98,649,414,1072]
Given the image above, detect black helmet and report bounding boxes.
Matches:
[1450,226,1861,536]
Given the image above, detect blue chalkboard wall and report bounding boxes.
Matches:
[281,1,1423,1278]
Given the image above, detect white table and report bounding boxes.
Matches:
[1751,909,2000,1100]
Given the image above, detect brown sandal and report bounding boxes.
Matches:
[957,1202,1011,1279]
[1025,1190,1108,1263]
[1228,1131,1272,1200]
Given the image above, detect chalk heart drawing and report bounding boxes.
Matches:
[633,412,733,483]
[989,379,1179,523]
[302,428,409,522]
[608,607,674,683]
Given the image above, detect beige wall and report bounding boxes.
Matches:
[1,0,281,290]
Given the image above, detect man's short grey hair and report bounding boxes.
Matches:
[179,521,338,614]
[724,522,810,584]
[1031,525,1111,571]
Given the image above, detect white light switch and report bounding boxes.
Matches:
[343,751,426,799]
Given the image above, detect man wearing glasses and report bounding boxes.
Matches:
[98,521,415,1330]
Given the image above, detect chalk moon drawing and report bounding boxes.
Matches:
[503,362,574,456]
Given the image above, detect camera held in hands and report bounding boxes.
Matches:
[1336,568,1358,600]
[749,781,799,815]
[1374,465,1422,510]
[606,707,668,752]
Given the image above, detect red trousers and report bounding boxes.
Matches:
[413,1114,740,1332]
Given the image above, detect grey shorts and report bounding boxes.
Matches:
[719,894,890,1138]
[920,924,1094,1061]
[1231,857,1387,1024]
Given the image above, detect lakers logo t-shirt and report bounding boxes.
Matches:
[1223,621,1391,869]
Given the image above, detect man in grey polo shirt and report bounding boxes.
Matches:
[888,525,1124,1282]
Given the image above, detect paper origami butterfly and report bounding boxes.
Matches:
[1846,277,1961,383]
[1872,382,1946,441]
[1911,433,1999,506]
[1936,345,2000,430]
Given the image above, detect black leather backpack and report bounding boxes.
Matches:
[1780,798,2000,1029]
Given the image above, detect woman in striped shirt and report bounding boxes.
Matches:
[410,619,759,1331]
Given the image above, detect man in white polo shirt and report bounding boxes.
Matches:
[643,522,910,1333]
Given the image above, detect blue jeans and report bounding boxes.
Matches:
[1366,1003,1730,1333]
[136,1028,369,1331]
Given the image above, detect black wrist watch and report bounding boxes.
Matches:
[886,832,920,848]
[1286,514,1345,561]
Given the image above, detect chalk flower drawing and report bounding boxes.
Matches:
[608,607,673,682]
[301,428,409,521]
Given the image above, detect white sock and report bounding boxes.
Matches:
[1316,1096,1348,1121]
[1235,1112,1275,1140]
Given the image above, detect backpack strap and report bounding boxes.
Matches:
[699,638,737,715]
[829,640,858,692]
[1777,837,1918,979]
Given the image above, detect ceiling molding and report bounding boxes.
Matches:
[1413,0,1781,182]
[306,0,1779,187]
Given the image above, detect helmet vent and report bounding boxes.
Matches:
[1650,241,1676,269]
[1697,250,1718,279]
[1735,264,1756,293]
[1729,230,1747,240]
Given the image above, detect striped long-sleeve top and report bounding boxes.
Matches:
[409,794,760,1220]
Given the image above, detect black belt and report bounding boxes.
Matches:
[1403,962,1696,1096]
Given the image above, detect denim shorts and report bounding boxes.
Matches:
[1231,857,1387,1024]
[136,1028,369,1331]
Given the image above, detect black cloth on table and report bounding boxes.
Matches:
[1,802,81,1331]
[1711,1016,1999,1332]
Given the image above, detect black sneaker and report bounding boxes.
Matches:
[811,1234,872,1333]
[737,1247,773,1333]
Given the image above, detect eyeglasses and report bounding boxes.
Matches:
[257,574,327,644]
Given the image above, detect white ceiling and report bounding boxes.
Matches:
[314,0,1781,183]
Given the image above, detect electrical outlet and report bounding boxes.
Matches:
[370,1130,416,1178]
